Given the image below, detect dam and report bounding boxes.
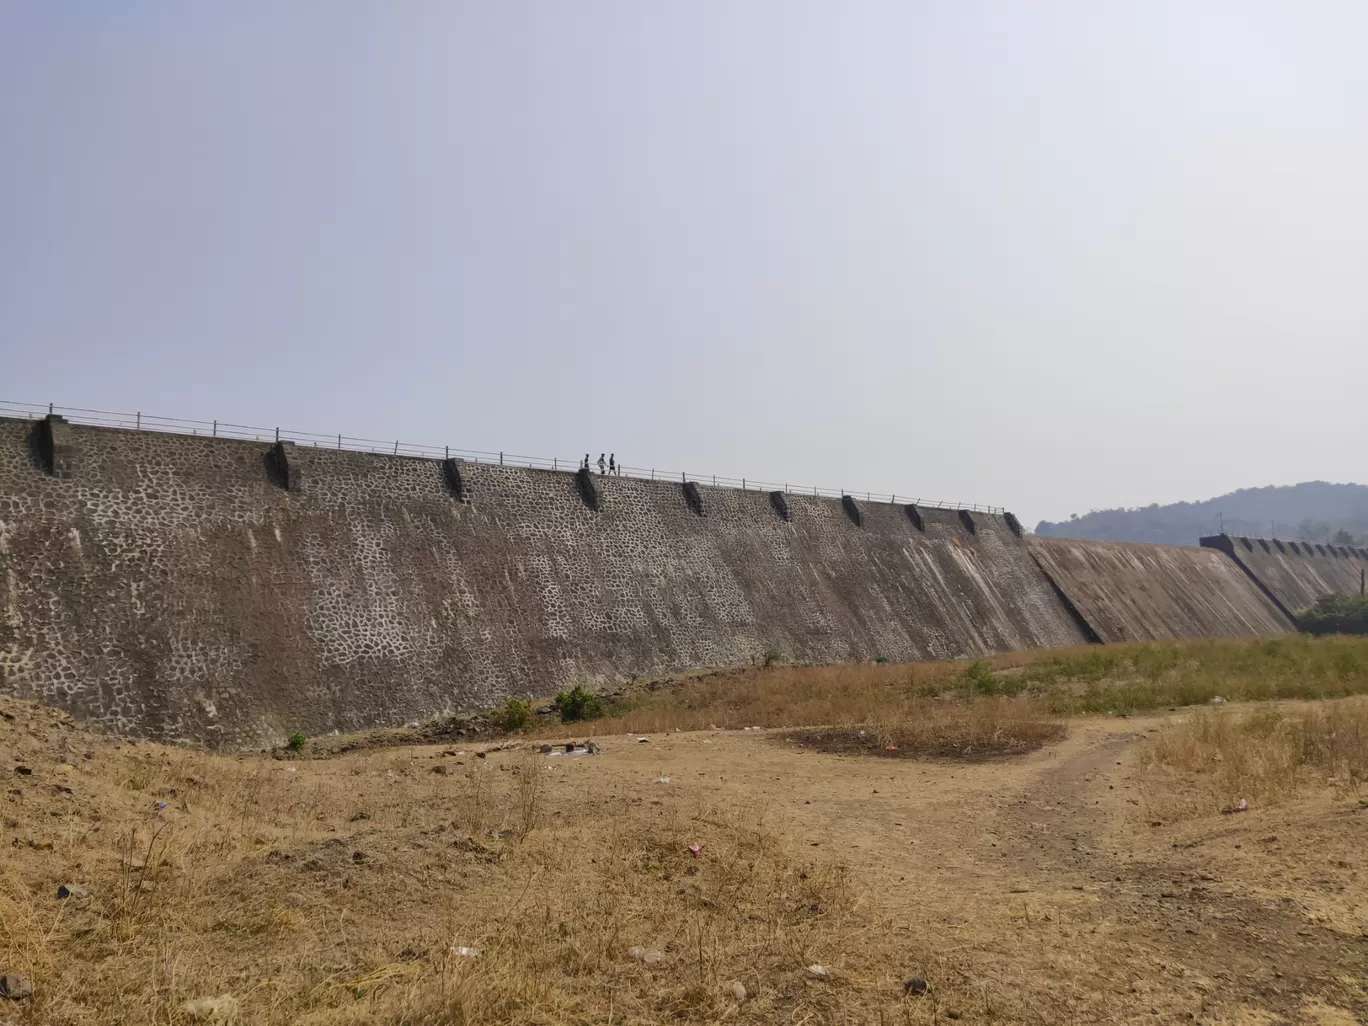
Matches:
[3,411,1365,745]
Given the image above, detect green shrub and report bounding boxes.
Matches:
[553,684,605,723]
[1296,594,1368,636]
[494,696,533,731]
[287,730,307,752]
[961,660,1000,694]
[762,648,781,667]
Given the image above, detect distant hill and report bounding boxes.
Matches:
[1033,481,1368,547]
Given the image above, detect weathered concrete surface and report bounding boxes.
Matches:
[1200,534,1368,618]
[0,418,1085,745]
[1028,537,1291,643]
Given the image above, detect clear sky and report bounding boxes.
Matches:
[3,3,1366,525]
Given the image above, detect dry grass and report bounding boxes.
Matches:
[6,680,1368,1024]
[9,637,1368,1024]
[1141,697,1368,819]
[786,695,1064,760]
[523,635,1368,740]
[0,701,925,1025]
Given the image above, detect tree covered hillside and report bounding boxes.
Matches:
[1034,481,1368,546]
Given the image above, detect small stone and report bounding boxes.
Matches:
[539,744,552,754]
[946,1011,961,1020]
[0,972,33,1000]
[283,892,307,907]
[1210,696,1226,704]
[13,766,31,776]
[806,964,829,980]
[431,764,450,775]
[728,980,748,1001]
[56,883,89,900]
[182,994,238,1021]
[628,945,662,965]
[903,976,929,996]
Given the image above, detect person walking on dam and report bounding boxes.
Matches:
[609,454,616,475]
[598,453,607,475]
[582,453,590,471]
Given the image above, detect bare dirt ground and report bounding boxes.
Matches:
[2,694,1366,1025]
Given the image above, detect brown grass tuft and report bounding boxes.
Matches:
[1142,697,1368,818]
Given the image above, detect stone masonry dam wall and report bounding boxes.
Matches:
[6,417,1366,746]
[1200,534,1368,620]
[0,418,1085,745]
[1027,536,1292,643]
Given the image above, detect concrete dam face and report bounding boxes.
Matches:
[0,415,1360,745]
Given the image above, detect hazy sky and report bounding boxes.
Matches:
[4,3,1366,526]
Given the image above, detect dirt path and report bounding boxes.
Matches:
[5,694,1364,1025]
[580,716,1368,1023]
[994,718,1367,1023]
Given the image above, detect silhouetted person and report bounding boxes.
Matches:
[582,453,590,471]
[609,454,616,475]
[597,453,606,475]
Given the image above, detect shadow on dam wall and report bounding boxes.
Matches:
[2,415,1365,747]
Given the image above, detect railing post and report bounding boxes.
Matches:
[137,412,141,430]
[394,440,399,454]
[275,426,279,442]
[742,478,745,490]
[48,402,53,415]
[500,451,504,466]
[213,419,217,437]
[553,457,557,470]
[445,445,449,459]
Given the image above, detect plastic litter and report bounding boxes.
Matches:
[653,776,671,784]
[806,964,830,980]
[154,801,167,810]
[637,737,650,744]
[451,946,481,958]
[687,842,702,856]
[728,980,748,1001]
[628,945,662,965]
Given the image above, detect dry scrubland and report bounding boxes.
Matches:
[3,637,1368,1025]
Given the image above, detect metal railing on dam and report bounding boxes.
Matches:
[0,399,1005,514]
